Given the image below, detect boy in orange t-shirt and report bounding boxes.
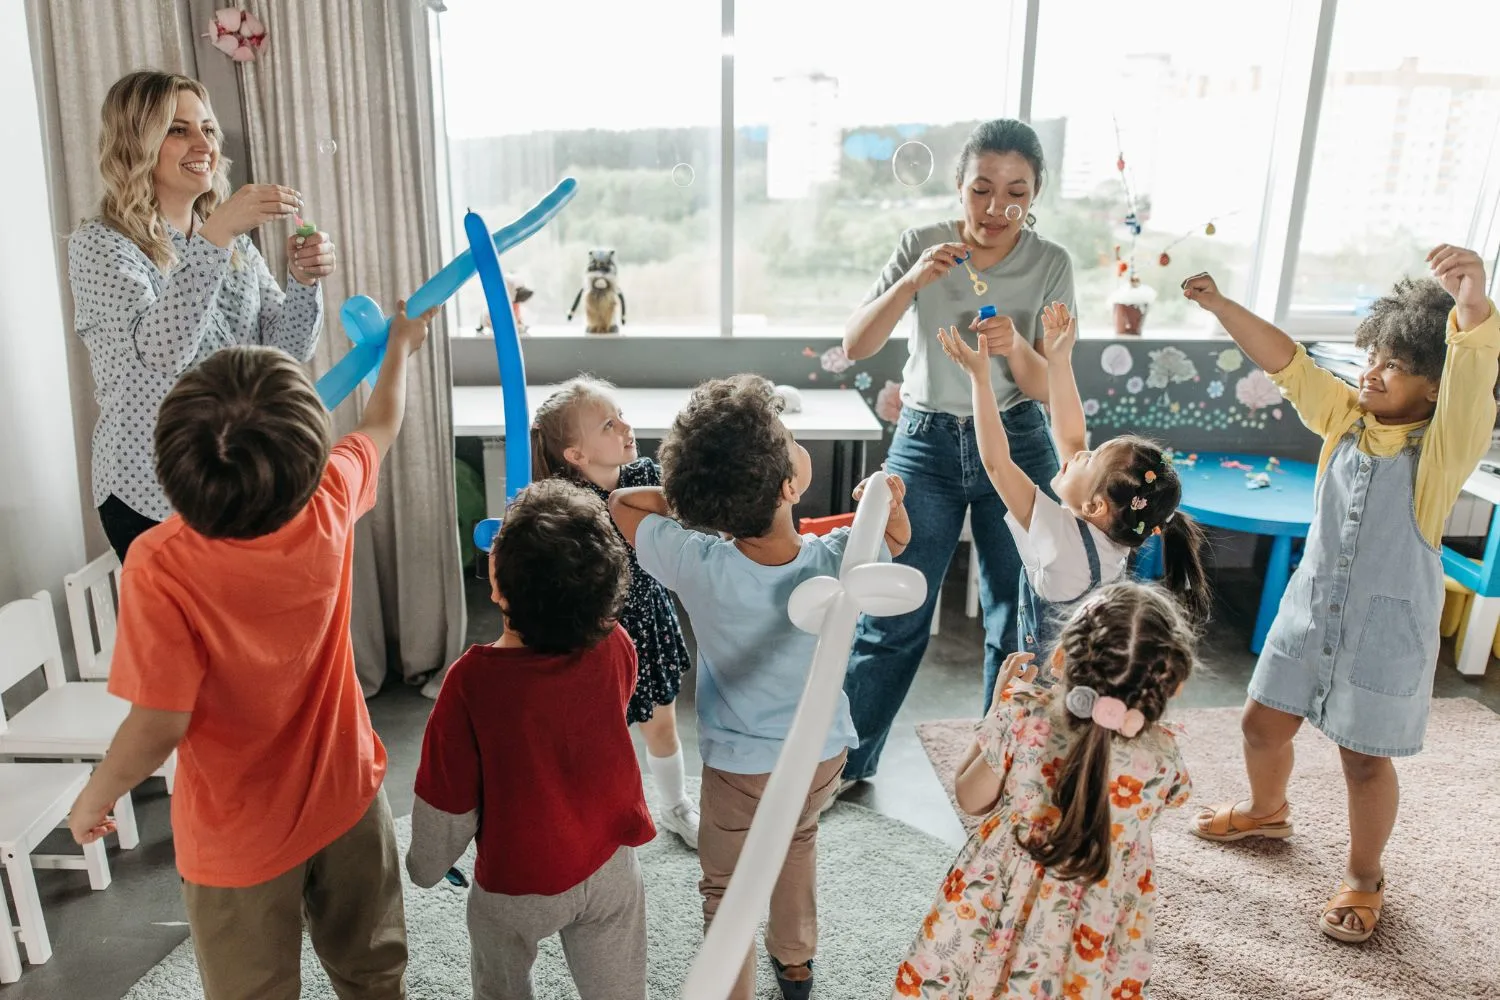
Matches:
[69,302,436,1000]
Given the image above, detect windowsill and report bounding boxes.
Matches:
[451,321,1359,343]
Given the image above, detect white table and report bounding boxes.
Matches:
[451,385,885,518]
[1448,446,1500,676]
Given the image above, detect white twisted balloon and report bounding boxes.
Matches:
[681,472,926,999]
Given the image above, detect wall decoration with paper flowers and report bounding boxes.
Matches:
[208,8,267,62]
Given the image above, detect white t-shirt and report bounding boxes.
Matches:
[1004,489,1131,602]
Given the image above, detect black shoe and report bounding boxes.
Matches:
[769,956,813,999]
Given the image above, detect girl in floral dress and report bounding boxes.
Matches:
[893,581,1195,999]
[531,378,700,848]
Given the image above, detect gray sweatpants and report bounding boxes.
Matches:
[468,845,646,1000]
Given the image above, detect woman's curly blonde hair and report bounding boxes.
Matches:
[97,71,234,270]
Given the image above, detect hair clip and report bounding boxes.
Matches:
[1065,685,1098,720]
[1151,526,1162,537]
[1143,470,1157,484]
[1130,496,1148,510]
[1165,512,1176,524]
[1134,520,1146,535]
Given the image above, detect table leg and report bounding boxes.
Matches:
[1457,594,1500,676]
[1252,535,1294,655]
[0,876,20,983]
[480,437,506,519]
[2,850,49,966]
[831,441,847,514]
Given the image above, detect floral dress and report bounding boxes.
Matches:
[893,682,1191,1000]
[582,459,692,724]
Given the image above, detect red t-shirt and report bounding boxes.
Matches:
[414,626,655,895]
[108,433,386,887]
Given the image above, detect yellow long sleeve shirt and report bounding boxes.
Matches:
[1267,304,1500,548]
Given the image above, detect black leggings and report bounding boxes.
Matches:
[98,495,161,564]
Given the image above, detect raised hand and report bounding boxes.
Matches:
[1180,272,1227,314]
[938,326,992,380]
[852,471,906,514]
[990,651,1037,713]
[389,299,440,357]
[1427,244,1491,329]
[288,229,337,285]
[970,311,1017,357]
[198,183,302,247]
[1041,301,1076,357]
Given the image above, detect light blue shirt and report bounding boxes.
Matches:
[634,515,863,774]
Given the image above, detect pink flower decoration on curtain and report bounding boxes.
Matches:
[210,8,267,62]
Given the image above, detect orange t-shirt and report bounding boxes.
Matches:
[109,433,387,887]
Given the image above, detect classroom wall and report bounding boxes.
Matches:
[0,1,88,704]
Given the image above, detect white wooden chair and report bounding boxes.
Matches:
[63,556,177,793]
[931,511,982,636]
[0,592,156,812]
[0,762,129,982]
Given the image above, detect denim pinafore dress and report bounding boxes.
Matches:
[1017,518,1101,672]
[1250,422,1442,757]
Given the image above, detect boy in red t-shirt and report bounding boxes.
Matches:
[407,478,655,1000]
[68,302,437,1000]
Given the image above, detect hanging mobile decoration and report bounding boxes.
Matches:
[1155,212,1237,267]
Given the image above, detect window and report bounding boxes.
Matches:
[1290,0,1500,312]
[1030,0,1295,333]
[436,1,720,335]
[731,1,1019,334]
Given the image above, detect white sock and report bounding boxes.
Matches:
[647,747,689,809]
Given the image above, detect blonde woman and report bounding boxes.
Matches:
[69,70,337,561]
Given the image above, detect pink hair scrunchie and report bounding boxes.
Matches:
[1119,709,1146,738]
[1091,696,1128,732]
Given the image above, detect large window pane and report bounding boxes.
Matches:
[1032,1,1293,332]
[733,2,1018,334]
[438,2,720,335]
[1291,0,1500,312]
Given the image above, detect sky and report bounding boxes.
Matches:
[436,0,1500,139]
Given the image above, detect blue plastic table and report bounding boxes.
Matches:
[1138,452,1318,654]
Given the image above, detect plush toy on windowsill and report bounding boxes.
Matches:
[566,248,626,334]
[476,276,534,337]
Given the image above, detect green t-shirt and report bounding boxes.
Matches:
[863,221,1075,416]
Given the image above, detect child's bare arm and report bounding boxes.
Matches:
[954,652,1035,815]
[608,486,671,548]
[70,706,190,844]
[1182,273,1298,374]
[355,301,439,459]
[938,327,1040,528]
[1040,303,1086,457]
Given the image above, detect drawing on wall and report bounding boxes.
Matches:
[1082,342,1286,434]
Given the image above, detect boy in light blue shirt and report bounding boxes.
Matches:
[610,374,909,1000]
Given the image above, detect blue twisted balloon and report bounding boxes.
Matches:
[315,177,577,409]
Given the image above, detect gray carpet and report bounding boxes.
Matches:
[916,698,1500,1000]
[123,781,949,999]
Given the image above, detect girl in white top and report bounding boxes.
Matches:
[941,304,1210,692]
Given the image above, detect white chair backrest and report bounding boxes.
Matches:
[0,593,68,727]
[64,552,121,681]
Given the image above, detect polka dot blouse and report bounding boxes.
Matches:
[582,459,693,724]
[68,219,324,522]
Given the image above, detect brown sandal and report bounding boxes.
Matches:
[1321,880,1383,943]
[1189,801,1293,842]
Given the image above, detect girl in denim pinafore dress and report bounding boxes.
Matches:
[940,304,1213,709]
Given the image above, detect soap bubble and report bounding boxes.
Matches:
[317,137,338,156]
[892,141,934,187]
[1004,203,1023,222]
[671,163,695,187]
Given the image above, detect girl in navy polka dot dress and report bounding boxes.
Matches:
[531,378,699,848]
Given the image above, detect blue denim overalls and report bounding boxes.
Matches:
[1250,422,1442,757]
[1017,518,1101,674]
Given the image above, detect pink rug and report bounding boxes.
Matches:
[915,698,1500,999]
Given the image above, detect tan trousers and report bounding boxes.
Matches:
[181,788,407,1000]
[699,751,846,1000]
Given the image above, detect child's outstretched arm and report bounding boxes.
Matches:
[938,327,1040,528]
[1040,302,1086,458]
[1181,273,1297,374]
[851,471,912,557]
[355,300,439,459]
[70,706,190,844]
[608,486,671,548]
[954,652,1035,815]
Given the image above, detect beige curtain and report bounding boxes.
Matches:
[237,0,465,694]
[27,0,201,561]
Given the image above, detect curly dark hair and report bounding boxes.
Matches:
[1023,582,1198,883]
[1353,277,1454,383]
[658,375,794,538]
[1088,436,1211,625]
[491,479,628,655]
[155,346,331,539]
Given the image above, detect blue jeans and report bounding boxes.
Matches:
[842,402,1061,780]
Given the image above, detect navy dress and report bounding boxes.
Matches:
[584,459,693,723]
